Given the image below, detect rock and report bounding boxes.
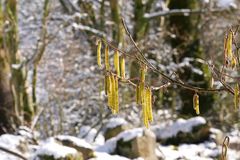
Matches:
[152,117,210,145]
[96,128,158,160]
[116,129,158,160]
[36,153,83,160]
[103,118,131,140]
[34,138,83,160]
[55,135,94,160]
[104,125,131,140]
[209,128,224,145]
[229,136,240,151]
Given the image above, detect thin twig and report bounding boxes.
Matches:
[31,107,45,130]
[0,146,27,160]
[144,8,234,19]
[121,18,229,94]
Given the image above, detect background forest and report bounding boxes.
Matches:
[0,0,240,159]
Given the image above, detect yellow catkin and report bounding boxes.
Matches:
[120,56,125,79]
[231,57,237,69]
[136,85,140,105]
[227,31,233,66]
[139,82,145,104]
[224,36,227,65]
[97,40,102,67]
[147,87,153,122]
[234,84,239,110]
[114,50,120,76]
[193,93,200,115]
[104,74,108,95]
[140,67,145,82]
[107,74,112,108]
[146,87,150,120]
[105,45,110,70]
[114,76,119,113]
[142,89,149,128]
[111,74,116,113]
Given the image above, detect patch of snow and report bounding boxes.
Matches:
[217,0,236,8]
[16,126,33,139]
[89,152,130,160]
[152,116,207,139]
[157,142,219,160]
[202,0,210,3]
[0,134,25,148]
[78,125,105,145]
[33,138,77,159]
[209,128,223,142]
[0,134,26,160]
[157,140,240,160]
[95,128,143,153]
[105,118,128,130]
[11,64,22,69]
[55,135,93,149]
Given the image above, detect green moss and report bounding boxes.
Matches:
[37,153,83,160]
[116,138,134,158]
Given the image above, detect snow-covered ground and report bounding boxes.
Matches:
[0,132,239,160]
[0,117,239,160]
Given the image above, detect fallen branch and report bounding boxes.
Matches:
[0,146,27,160]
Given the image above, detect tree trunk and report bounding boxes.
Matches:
[133,0,154,40]
[0,0,34,134]
[0,50,15,134]
[109,0,123,45]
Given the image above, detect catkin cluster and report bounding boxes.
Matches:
[136,68,153,128]
[97,39,153,128]
[97,39,125,114]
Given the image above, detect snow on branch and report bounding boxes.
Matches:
[144,8,235,19]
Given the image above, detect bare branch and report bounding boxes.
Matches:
[72,23,106,37]
[144,8,235,19]
[121,18,230,94]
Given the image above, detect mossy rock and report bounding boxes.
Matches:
[55,137,95,160]
[162,123,210,145]
[104,125,130,140]
[37,152,83,160]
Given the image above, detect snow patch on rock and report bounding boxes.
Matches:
[152,116,207,139]
[95,128,143,153]
[33,138,77,159]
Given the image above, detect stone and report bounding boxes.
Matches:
[37,153,83,160]
[34,138,83,160]
[103,118,131,140]
[55,135,94,160]
[116,129,158,160]
[152,117,211,145]
[104,125,130,140]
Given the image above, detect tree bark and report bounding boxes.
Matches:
[0,0,35,134]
